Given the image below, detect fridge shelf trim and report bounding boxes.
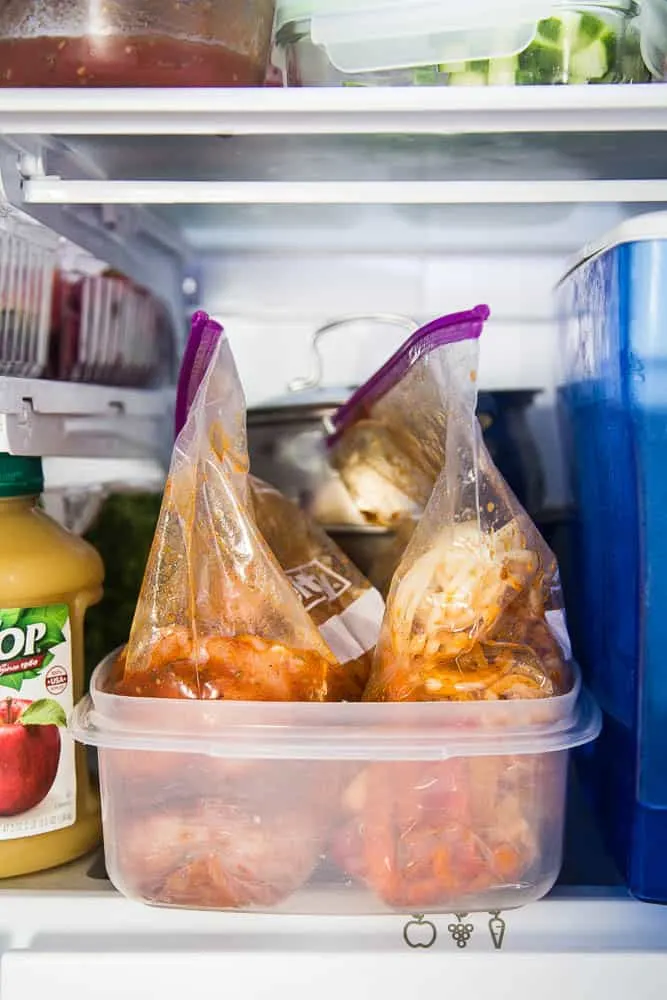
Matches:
[0,86,664,136]
[21,177,667,207]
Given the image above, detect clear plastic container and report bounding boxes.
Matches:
[72,652,600,914]
[0,1,276,87]
[558,211,667,903]
[640,0,667,79]
[0,214,58,379]
[51,271,163,387]
[275,0,648,86]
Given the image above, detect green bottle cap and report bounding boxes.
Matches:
[0,453,44,498]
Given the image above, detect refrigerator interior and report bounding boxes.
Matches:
[0,87,667,995]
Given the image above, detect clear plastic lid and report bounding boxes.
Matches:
[71,651,601,761]
[276,0,556,70]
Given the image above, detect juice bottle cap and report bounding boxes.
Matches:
[0,453,44,498]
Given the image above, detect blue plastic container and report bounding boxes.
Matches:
[559,212,667,903]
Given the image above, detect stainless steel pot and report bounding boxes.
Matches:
[247,314,419,520]
[325,524,397,593]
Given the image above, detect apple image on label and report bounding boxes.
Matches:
[0,697,63,816]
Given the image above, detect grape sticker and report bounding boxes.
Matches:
[0,604,76,839]
[448,915,475,949]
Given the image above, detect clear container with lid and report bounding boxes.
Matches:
[275,0,648,86]
[640,0,667,79]
[0,0,276,87]
[72,651,600,913]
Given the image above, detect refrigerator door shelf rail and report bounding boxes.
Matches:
[0,376,171,461]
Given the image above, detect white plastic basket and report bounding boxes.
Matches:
[58,272,162,387]
[0,212,58,378]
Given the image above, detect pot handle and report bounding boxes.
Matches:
[288,314,419,394]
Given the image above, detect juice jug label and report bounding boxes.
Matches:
[0,605,75,840]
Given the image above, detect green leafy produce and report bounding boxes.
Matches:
[84,492,162,682]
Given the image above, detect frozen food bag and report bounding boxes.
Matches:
[109,310,338,701]
[249,476,384,701]
[364,319,573,703]
[328,306,491,528]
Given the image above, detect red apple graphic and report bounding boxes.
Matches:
[0,698,62,816]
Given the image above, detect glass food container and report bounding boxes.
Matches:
[72,652,600,914]
[641,0,667,79]
[0,0,276,87]
[275,0,648,86]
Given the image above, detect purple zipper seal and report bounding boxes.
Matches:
[174,310,225,439]
[327,305,490,446]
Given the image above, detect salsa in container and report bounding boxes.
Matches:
[0,1,276,87]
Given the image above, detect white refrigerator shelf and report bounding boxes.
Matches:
[1,857,667,999]
[0,85,665,136]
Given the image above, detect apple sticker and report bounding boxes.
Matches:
[403,915,438,949]
[0,698,66,816]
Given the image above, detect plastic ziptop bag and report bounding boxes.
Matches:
[329,320,574,909]
[328,306,491,528]
[364,318,572,703]
[112,311,339,701]
[250,476,384,701]
[105,313,363,910]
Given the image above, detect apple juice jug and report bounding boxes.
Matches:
[0,453,103,877]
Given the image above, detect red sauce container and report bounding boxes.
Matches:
[0,1,276,86]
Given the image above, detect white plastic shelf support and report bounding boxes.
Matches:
[0,86,664,136]
[0,376,171,461]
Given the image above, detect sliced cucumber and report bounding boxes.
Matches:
[444,10,618,88]
[570,38,608,82]
[518,40,563,84]
[413,65,439,85]
[577,12,605,48]
[487,55,519,85]
[537,16,563,45]
[447,70,488,86]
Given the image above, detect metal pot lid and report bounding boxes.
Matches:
[247,389,351,426]
[249,314,419,425]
